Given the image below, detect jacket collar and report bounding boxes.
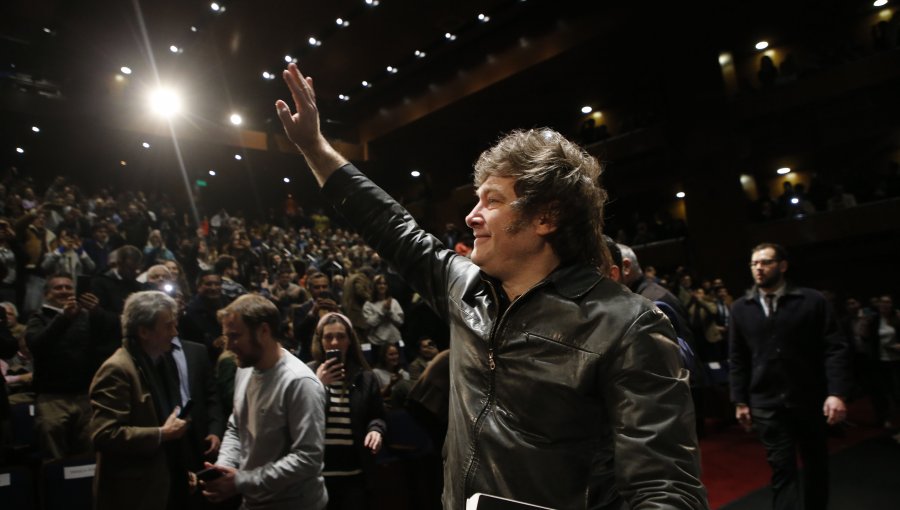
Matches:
[544,263,605,299]
[742,282,802,302]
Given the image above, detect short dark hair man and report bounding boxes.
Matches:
[203,294,327,509]
[214,255,247,304]
[179,271,226,363]
[275,63,707,509]
[729,243,851,510]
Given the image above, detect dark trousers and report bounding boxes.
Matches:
[325,474,368,510]
[752,406,829,510]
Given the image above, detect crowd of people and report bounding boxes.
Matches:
[0,63,897,510]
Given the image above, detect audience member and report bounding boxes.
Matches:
[362,274,404,346]
[408,336,439,381]
[89,291,191,510]
[204,294,327,509]
[729,243,851,510]
[214,255,248,304]
[180,271,227,363]
[310,312,385,510]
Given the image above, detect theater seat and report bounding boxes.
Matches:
[0,465,35,510]
[41,456,94,510]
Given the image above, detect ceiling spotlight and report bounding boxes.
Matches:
[31,126,40,133]
[777,167,791,175]
[676,191,686,199]
[336,18,349,27]
[283,177,291,183]
[410,170,421,178]
[149,88,182,117]
[43,27,52,34]
[790,197,800,204]
[190,26,198,32]
[169,45,180,53]
[874,0,887,6]
[142,142,151,149]
[581,106,593,114]
[308,37,321,47]
[209,170,217,176]
[284,55,293,63]
[338,94,350,101]
[262,71,275,80]
[364,0,380,6]
[120,160,127,166]
[755,40,769,50]
[210,2,221,11]
[478,14,490,22]
[386,66,398,74]
[445,32,457,41]
[234,154,242,160]
[15,147,24,154]
[414,50,426,58]
[120,66,132,75]
[718,53,732,66]
[362,80,372,88]
[230,113,243,126]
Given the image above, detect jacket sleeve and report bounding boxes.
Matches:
[25,312,69,355]
[728,302,752,405]
[389,299,404,327]
[216,412,241,469]
[89,359,162,454]
[604,307,709,510]
[364,372,387,436]
[819,297,852,398]
[321,165,471,324]
[233,376,326,499]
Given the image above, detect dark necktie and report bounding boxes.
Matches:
[765,293,776,316]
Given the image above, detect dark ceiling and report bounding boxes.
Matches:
[0,0,887,215]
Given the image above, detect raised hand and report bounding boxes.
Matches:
[275,63,321,153]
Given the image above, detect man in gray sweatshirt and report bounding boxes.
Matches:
[203,294,327,510]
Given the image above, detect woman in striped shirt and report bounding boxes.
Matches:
[310,312,386,510]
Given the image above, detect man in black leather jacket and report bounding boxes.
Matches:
[275,63,708,509]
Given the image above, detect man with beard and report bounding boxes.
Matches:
[202,294,327,510]
[729,243,850,510]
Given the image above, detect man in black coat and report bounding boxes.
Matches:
[167,337,223,469]
[179,271,226,363]
[90,245,144,315]
[729,242,851,510]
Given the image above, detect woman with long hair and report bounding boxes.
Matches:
[310,313,385,510]
[362,274,404,346]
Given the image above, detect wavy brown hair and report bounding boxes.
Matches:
[473,128,611,270]
[311,313,371,371]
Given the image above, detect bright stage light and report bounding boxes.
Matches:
[230,113,243,126]
[149,88,182,117]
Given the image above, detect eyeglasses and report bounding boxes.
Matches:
[749,259,779,268]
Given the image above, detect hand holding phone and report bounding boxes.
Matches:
[178,400,194,419]
[196,466,224,482]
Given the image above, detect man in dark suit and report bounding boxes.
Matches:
[168,337,224,469]
[89,291,190,510]
[729,243,851,510]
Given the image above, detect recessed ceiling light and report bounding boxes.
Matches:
[874,0,887,6]
[777,167,791,175]
[230,113,243,126]
[445,32,457,41]
[478,14,490,22]
[338,94,350,101]
[308,37,321,47]
[386,66,397,74]
[362,80,372,88]
[190,26,198,32]
[364,0,380,6]
[169,45,180,53]
[676,191,686,199]
[120,66,132,75]
[234,154,242,160]
[262,71,274,80]
[284,55,294,63]
[43,27,52,34]
[16,147,24,154]
[581,106,592,114]
[414,50,426,58]
[120,160,127,166]
[142,142,151,149]
[283,177,291,183]
[790,197,799,204]
[410,170,421,178]
[31,126,40,133]
[210,2,221,12]
[755,41,769,50]
[209,170,216,176]
[336,18,349,27]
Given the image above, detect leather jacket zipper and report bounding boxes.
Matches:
[462,278,545,495]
